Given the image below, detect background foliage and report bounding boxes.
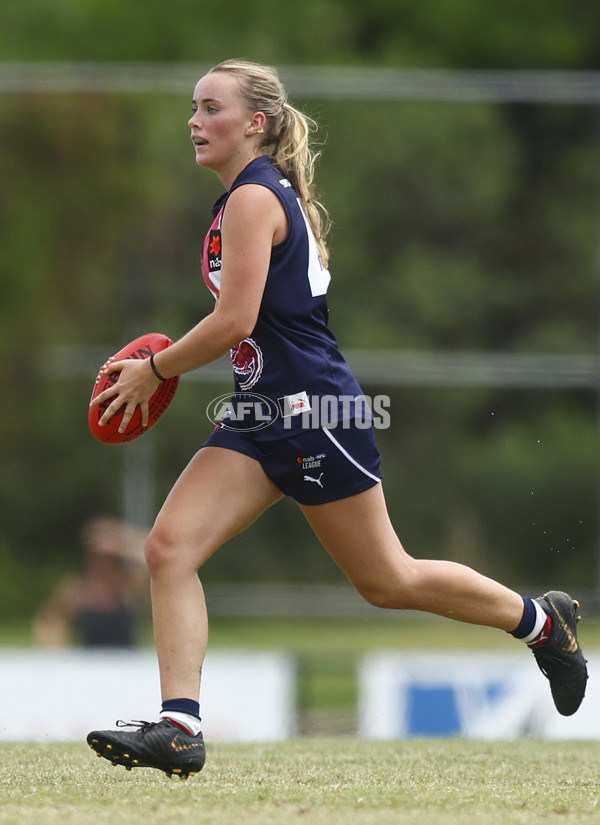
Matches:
[2,1,600,620]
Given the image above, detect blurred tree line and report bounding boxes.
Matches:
[2,1,600,621]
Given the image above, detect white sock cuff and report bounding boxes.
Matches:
[160,710,203,737]
[521,600,548,644]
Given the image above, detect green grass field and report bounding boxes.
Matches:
[1,738,598,825]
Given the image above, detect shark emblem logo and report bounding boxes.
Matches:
[230,338,263,390]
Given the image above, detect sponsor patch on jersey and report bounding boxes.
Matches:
[230,338,263,390]
[207,230,222,272]
[279,390,311,418]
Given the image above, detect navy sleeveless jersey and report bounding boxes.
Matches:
[202,156,365,439]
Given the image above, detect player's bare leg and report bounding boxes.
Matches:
[300,483,523,628]
[87,447,282,776]
[145,446,283,701]
[300,483,587,714]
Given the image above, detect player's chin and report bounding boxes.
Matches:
[194,150,216,170]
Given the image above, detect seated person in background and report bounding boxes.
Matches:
[33,517,149,648]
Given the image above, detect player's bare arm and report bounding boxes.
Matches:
[90,184,285,431]
[151,184,287,378]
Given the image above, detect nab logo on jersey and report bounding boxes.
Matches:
[230,337,263,390]
[207,230,222,272]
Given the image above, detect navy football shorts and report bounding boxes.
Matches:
[203,421,382,505]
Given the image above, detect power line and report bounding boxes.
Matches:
[47,346,600,390]
[2,62,600,103]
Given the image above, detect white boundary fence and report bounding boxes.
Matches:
[0,649,296,742]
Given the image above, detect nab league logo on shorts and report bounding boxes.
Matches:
[230,337,263,390]
[206,392,279,431]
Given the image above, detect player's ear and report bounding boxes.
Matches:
[246,112,266,136]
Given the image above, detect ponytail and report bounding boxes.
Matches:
[210,60,331,269]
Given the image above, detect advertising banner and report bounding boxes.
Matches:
[359,651,599,740]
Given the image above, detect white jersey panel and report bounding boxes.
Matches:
[297,200,331,297]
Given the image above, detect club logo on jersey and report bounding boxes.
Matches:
[230,338,263,390]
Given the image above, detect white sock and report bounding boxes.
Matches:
[160,710,203,737]
[521,600,548,645]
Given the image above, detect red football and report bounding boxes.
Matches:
[89,332,179,444]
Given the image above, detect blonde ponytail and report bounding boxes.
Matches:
[210,59,331,268]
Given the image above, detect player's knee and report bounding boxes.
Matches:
[144,524,180,573]
[357,582,412,611]
[145,522,214,575]
[355,563,421,610]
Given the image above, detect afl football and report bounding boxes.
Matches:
[89,332,179,444]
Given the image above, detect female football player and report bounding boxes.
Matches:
[88,59,587,778]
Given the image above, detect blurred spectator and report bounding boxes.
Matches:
[33,517,149,648]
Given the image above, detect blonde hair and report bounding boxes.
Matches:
[209,59,331,268]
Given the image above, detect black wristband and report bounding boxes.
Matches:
[150,353,168,382]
